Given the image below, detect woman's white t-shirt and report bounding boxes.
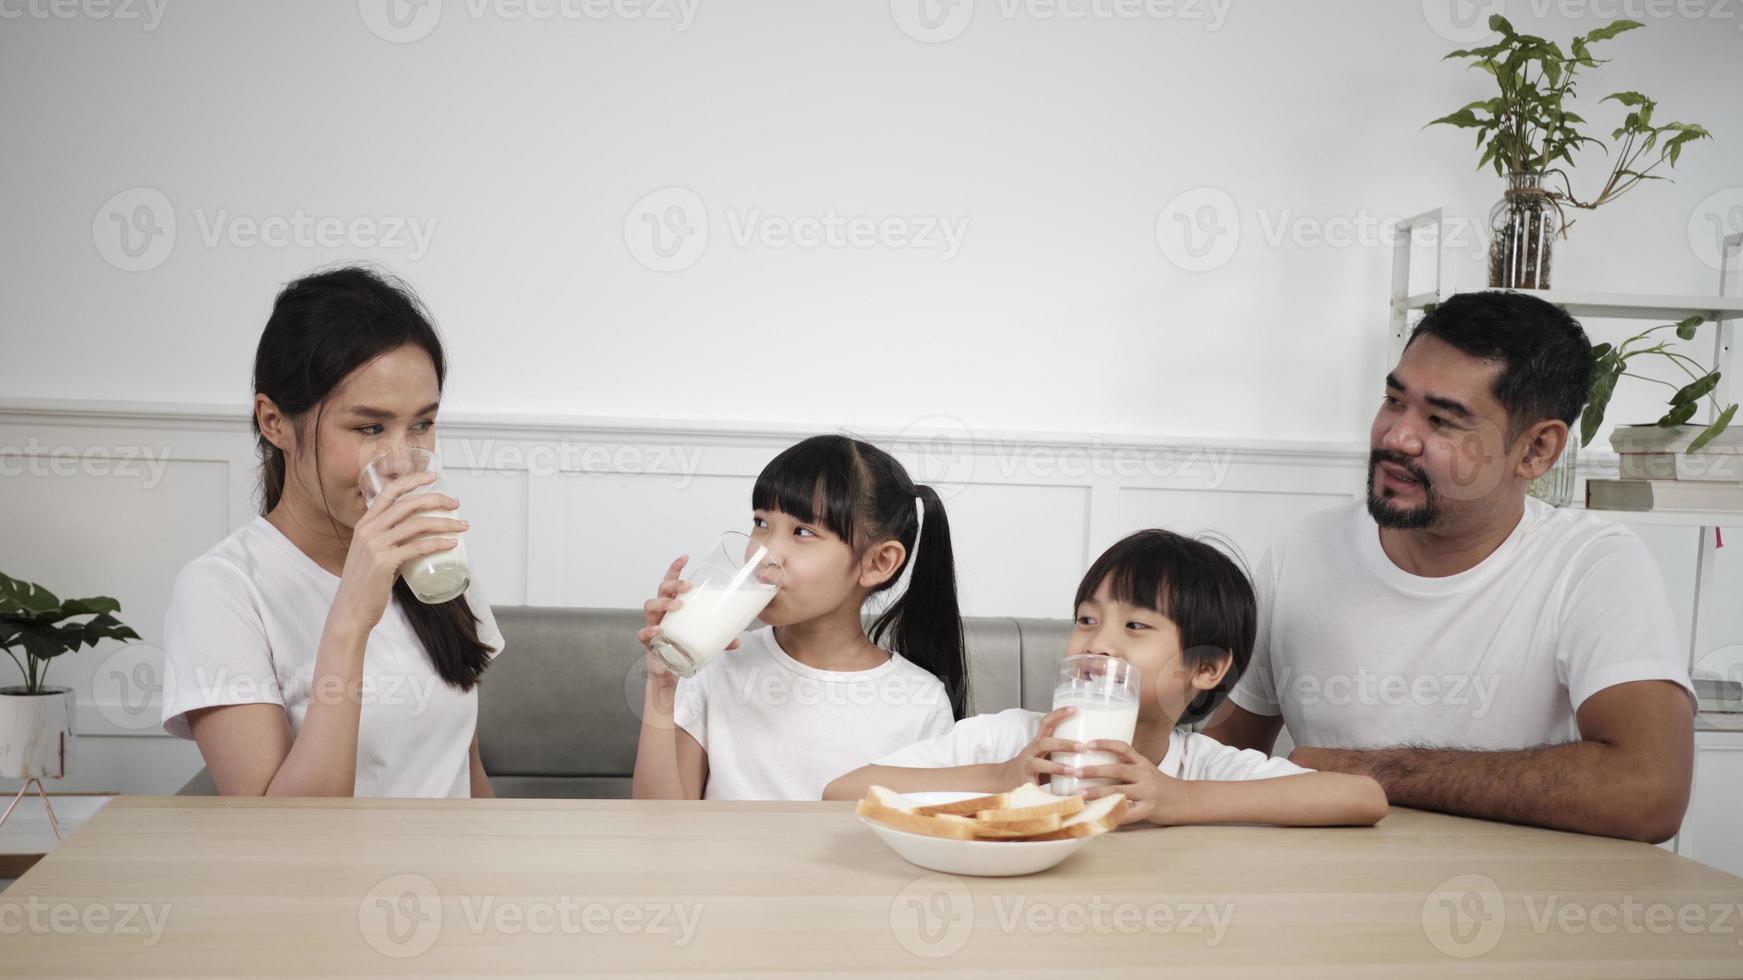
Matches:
[673,627,957,800]
[876,708,1312,781]
[161,515,505,798]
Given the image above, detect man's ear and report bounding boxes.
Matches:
[1515,419,1569,481]
[255,394,295,454]
[858,539,908,590]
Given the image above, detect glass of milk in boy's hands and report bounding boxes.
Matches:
[1047,655,1142,797]
[648,531,785,678]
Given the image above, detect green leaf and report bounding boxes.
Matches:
[1581,365,1619,446]
[1428,108,1485,129]
[1488,13,1515,36]
[0,573,61,617]
[1592,342,1614,360]
[1658,401,1700,427]
[1584,19,1643,42]
[1671,371,1721,406]
[1675,315,1704,341]
[59,596,122,617]
[1687,404,1738,452]
[1603,91,1650,107]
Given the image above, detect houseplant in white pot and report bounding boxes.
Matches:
[1,571,139,836]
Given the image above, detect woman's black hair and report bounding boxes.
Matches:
[1073,529,1256,724]
[751,435,969,718]
[252,265,492,692]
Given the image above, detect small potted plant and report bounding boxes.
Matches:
[1581,315,1738,452]
[1427,15,1711,289]
[1,571,139,832]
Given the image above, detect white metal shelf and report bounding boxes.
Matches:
[1576,506,1743,529]
[1397,289,1743,323]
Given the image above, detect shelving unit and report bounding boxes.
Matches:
[1386,209,1741,674]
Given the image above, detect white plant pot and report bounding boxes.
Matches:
[0,686,76,779]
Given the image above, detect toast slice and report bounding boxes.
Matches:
[856,786,982,840]
[976,783,1084,823]
[966,813,1064,838]
[913,790,1014,817]
[1023,793,1129,841]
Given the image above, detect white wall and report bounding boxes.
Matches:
[2,1,1741,798]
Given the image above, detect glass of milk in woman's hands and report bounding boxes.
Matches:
[1047,655,1142,796]
[648,531,784,678]
[360,447,471,604]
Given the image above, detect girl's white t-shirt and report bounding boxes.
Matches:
[673,627,957,800]
[161,515,505,798]
[876,708,1312,781]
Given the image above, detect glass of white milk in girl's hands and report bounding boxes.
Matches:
[649,531,784,678]
[1047,655,1142,796]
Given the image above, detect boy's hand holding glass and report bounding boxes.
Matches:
[1075,739,1184,826]
[997,706,1085,788]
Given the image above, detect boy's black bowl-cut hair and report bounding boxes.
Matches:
[1072,529,1257,724]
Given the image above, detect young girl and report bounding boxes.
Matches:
[632,435,967,801]
[160,266,504,798]
[824,529,1389,827]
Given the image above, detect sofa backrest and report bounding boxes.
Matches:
[177,605,1075,798]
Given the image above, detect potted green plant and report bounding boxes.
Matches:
[1,572,140,784]
[1427,15,1711,289]
[1581,315,1738,452]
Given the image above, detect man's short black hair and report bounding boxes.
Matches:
[1406,291,1594,437]
[1073,529,1256,724]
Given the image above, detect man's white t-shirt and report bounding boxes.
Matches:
[673,627,956,800]
[876,708,1311,781]
[1229,499,1696,750]
[161,516,506,798]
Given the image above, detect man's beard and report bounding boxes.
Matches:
[1367,449,1439,530]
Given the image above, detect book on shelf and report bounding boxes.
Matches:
[1694,673,1743,715]
[1586,478,1743,513]
[1609,423,1743,456]
[1617,452,1743,482]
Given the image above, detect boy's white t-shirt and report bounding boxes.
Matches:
[161,515,506,798]
[673,627,956,800]
[876,708,1312,781]
[1229,499,1696,751]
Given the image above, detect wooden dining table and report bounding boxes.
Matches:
[3,796,1742,977]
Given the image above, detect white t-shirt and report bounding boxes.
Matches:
[1229,499,1696,750]
[876,708,1311,781]
[161,516,505,798]
[673,627,956,800]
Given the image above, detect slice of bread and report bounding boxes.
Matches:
[975,783,1084,823]
[856,786,982,840]
[1024,794,1129,841]
[914,790,1013,816]
[966,813,1063,838]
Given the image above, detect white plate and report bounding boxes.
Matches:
[858,791,1093,877]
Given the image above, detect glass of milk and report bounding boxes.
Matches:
[359,447,471,605]
[1047,655,1142,796]
[648,531,785,678]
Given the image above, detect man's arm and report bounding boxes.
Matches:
[1288,680,1693,843]
[1201,700,1286,755]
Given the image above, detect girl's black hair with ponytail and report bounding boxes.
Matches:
[252,265,493,692]
[751,435,969,718]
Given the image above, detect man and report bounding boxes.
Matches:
[1204,291,1696,843]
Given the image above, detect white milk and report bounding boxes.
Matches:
[653,583,779,677]
[400,506,471,604]
[1047,691,1141,796]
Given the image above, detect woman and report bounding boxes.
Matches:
[160,265,503,797]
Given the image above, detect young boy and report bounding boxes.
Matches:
[824,529,1388,827]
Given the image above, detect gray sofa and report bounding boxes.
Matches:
[177,606,1074,798]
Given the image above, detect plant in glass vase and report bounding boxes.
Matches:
[1427,15,1711,289]
[1580,315,1738,453]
